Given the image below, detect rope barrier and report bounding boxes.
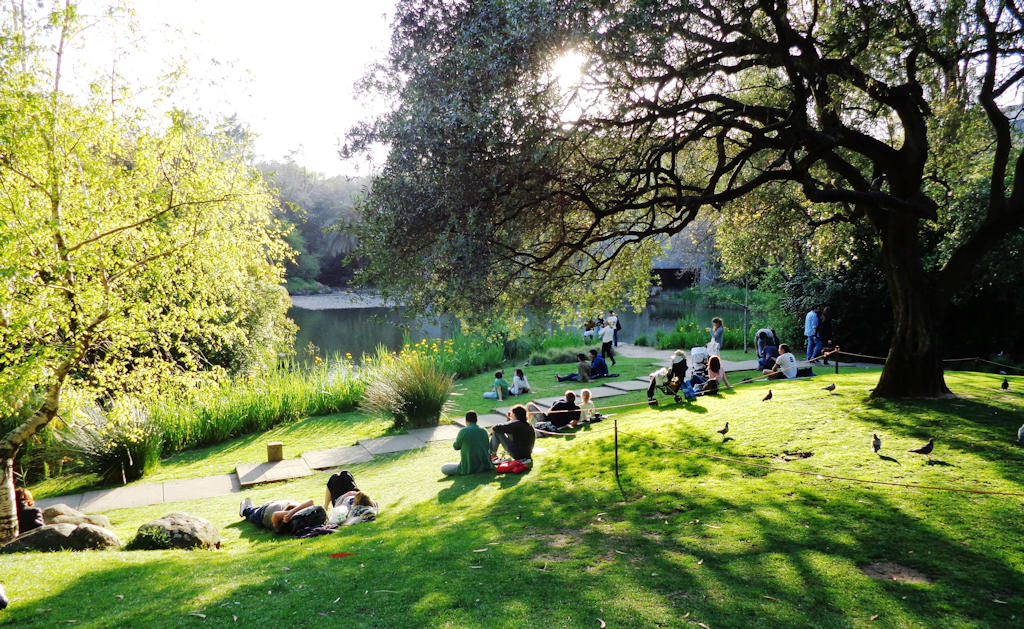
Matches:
[620,431,1024,498]
[832,350,1024,373]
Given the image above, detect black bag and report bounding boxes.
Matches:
[327,470,359,504]
[701,379,719,395]
[615,319,622,331]
[285,505,327,534]
[796,367,814,378]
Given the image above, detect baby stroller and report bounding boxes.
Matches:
[648,351,695,405]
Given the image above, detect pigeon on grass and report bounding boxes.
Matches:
[823,383,836,392]
[762,389,773,402]
[872,434,881,454]
[908,438,935,459]
[717,422,729,437]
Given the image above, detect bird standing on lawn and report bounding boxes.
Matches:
[1017,424,1024,443]
[908,438,935,459]
[1002,377,1009,390]
[717,422,729,437]
[872,434,881,454]
[762,389,773,402]
[823,383,836,392]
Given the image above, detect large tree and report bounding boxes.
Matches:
[0,1,292,542]
[347,0,1024,397]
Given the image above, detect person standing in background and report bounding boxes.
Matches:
[607,310,620,347]
[817,306,834,365]
[804,305,821,362]
[709,317,724,351]
[600,319,617,365]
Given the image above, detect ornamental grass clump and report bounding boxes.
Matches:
[362,346,453,429]
[57,402,162,485]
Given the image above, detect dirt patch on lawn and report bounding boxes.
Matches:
[775,451,814,462]
[859,562,934,584]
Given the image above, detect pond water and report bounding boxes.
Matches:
[289,297,741,358]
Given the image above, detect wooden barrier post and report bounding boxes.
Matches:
[267,441,284,462]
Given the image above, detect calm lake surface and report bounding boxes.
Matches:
[289,297,740,358]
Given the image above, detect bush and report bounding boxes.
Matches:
[528,345,594,366]
[154,357,363,453]
[633,333,650,347]
[654,315,757,351]
[57,402,162,485]
[361,346,454,429]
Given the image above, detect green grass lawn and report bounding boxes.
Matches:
[6,369,1024,627]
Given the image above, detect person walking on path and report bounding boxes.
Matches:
[490,405,536,462]
[442,411,494,475]
[804,305,821,362]
[600,320,617,365]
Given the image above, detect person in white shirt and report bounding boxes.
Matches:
[763,343,798,379]
[599,321,616,365]
[607,310,620,346]
[509,368,531,395]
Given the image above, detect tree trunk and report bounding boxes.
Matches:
[0,457,18,544]
[872,214,951,398]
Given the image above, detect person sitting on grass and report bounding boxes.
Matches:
[483,370,510,399]
[15,488,43,535]
[703,355,730,394]
[587,349,621,379]
[578,388,604,423]
[528,391,581,434]
[556,353,591,382]
[442,411,495,476]
[239,497,321,534]
[763,343,798,380]
[490,404,536,463]
[510,368,531,395]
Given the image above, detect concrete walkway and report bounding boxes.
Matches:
[35,343,863,514]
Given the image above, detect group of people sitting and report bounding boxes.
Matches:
[754,327,800,379]
[646,349,731,404]
[555,349,620,383]
[442,387,606,476]
[239,470,379,536]
[483,368,531,400]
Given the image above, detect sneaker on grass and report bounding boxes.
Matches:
[239,497,253,517]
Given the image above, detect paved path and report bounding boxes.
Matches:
[36,343,865,514]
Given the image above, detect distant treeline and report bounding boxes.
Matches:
[258,161,366,290]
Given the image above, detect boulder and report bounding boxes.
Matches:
[0,523,121,553]
[42,504,111,529]
[133,513,220,550]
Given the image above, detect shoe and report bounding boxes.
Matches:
[239,497,253,517]
[647,398,658,407]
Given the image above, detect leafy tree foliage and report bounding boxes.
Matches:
[0,1,292,542]
[349,0,1024,397]
[258,161,366,287]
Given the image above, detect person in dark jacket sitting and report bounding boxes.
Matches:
[527,391,581,433]
[15,488,43,534]
[490,405,536,462]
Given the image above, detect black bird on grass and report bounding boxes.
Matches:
[717,422,729,437]
[762,389,773,402]
[823,383,836,392]
[1002,377,1009,390]
[908,438,935,458]
[872,434,881,454]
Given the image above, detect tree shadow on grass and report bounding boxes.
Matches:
[437,471,525,503]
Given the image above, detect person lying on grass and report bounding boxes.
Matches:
[239,498,323,534]
[322,470,378,526]
[556,353,592,382]
[441,411,495,476]
[527,391,581,434]
[490,404,535,463]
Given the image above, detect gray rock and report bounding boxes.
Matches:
[133,512,220,550]
[42,504,111,529]
[0,523,121,553]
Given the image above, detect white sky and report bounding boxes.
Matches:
[73,0,397,177]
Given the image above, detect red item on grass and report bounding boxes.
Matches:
[330,553,356,558]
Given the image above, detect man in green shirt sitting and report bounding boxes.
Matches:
[441,411,495,475]
[483,370,510,399]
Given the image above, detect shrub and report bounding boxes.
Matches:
[361,346,454,429]
[57,402,163,485]
[154,357,363,453]
[654,315,757,351]
[528,345,594,366]
[633,333,650,347]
